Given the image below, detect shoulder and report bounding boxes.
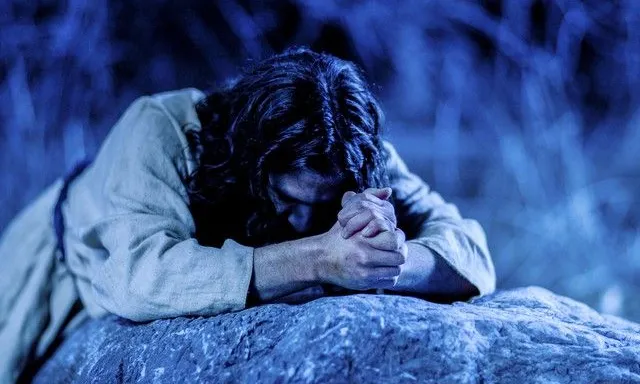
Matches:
[114,88,206,177]
[381,139,429,200]
[381,139,410,175]
[149,87,206,134]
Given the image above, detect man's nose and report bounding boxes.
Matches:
[288,205,314,234]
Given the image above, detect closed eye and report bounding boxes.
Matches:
[272,184,339,207]
[275,189,305,205]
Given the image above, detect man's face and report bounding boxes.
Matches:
[268,170,344,237]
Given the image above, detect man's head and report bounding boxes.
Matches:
[268,170,344,236]
[189,47,389,246]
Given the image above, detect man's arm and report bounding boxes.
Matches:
[383,141,495,299]
[337,141,497,300]
[337,187,480,299]
[252,222,406,302]
[252,236,323,302]
[391,243,479,299]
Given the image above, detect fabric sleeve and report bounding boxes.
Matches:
[383,141,496,297]
[84,97,254,322]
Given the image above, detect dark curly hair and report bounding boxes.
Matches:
[186,47,389,247]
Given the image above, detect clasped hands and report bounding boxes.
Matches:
[318,187,408,291]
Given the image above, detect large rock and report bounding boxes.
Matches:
[34,287,640,383]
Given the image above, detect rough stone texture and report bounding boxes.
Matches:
[34,287,640,383]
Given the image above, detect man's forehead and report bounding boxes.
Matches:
[270,170,343,203]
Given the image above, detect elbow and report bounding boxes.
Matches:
[485,259,497,295]
[413,220,497,299]
[465,237,497,298]
[91,279,160,322]
[90,265,176,322]
[91,270,248,322]
[458,218,497,297]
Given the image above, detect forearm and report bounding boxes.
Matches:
[389,242,479,299]
[252,236,323,302]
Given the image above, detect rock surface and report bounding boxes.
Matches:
[34,287,640,383]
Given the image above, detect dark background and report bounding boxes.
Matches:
[2,0,639,321]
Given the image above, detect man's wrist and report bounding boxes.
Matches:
[299,234,327,285]
[252,235,326,302]
[390,242,434,292]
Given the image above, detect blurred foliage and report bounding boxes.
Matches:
[1,0,638,321]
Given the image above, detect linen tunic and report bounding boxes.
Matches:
[0,88,496,383]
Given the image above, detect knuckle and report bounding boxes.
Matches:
[354,250,368,265]
[402,249,408,262]
[356,199,367,209]
[397,250,407,264]
[341,192,357,207]
[370,210,384,221]
[343,191,356,200]
[367,219,382,231]
[373,218,392,232]
[361,200,377,211]
[385,208,397,219]
[345,219,358,231]
[381,232,395,246]
[359,268,372,280]
[393,234,404,249]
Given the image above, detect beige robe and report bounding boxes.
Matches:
[0,88,496,383]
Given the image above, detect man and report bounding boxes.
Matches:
[0,47,495,382]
